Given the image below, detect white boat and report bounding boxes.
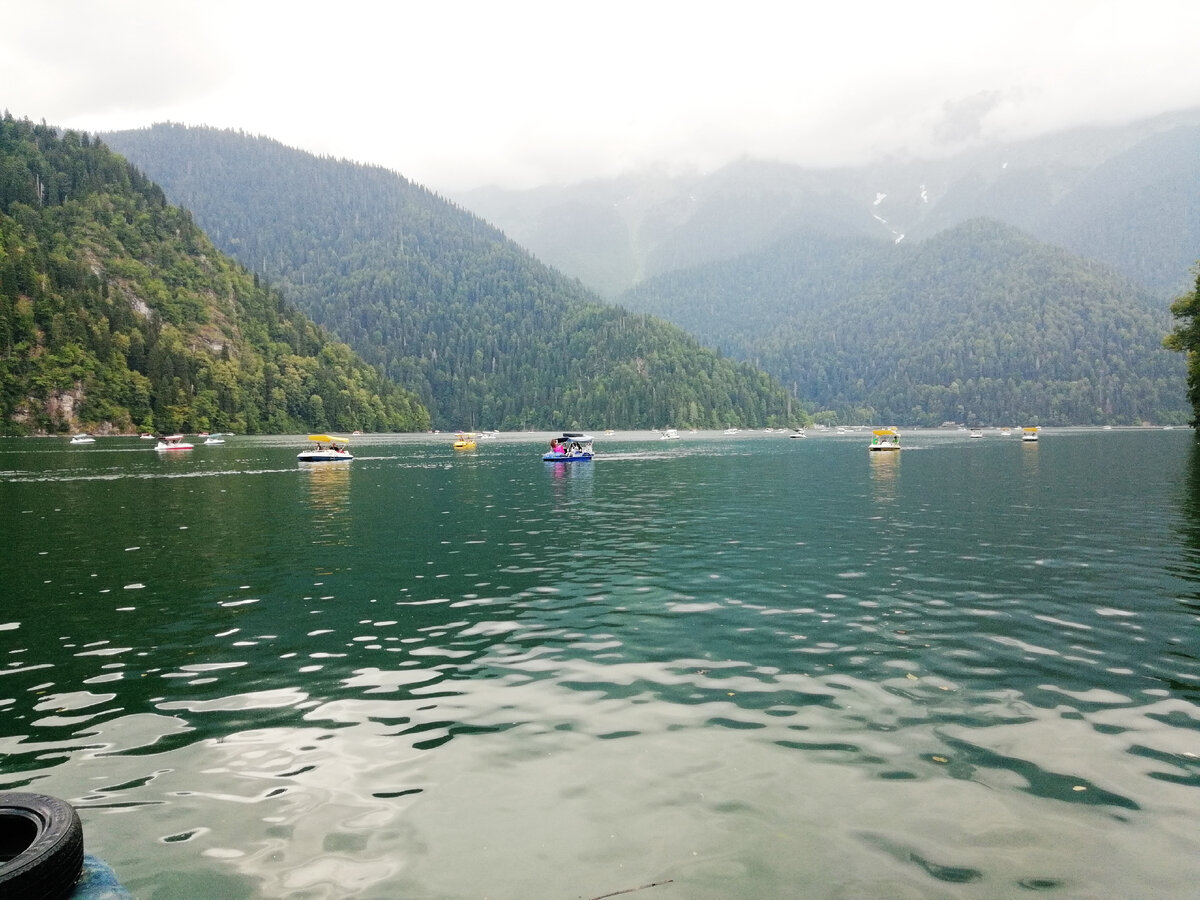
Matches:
[155,434,194,451]
[868,428,901,451]
[297,434,353,462]
[660,428,680,440]
[69,434,95,444]
[204,433,226,445]
[969,428,983,438]
[1000,428,1012,437]
[723,427,740,435]
[1021,426,1039,443]
[788,429,806,439]
[543,432,594,461]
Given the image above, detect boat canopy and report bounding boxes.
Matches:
[308,434,349,443]
[872,429,898,436]
[556,432,593,442]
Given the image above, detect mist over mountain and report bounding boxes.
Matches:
[458,108,1200,300]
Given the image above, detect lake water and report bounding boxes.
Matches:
[2,428,1199,899]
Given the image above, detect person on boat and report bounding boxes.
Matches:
[550,439,564,456]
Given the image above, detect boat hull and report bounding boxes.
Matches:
[297,451,353,462]
[542,453,593,462]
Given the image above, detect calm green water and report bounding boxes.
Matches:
[2,429,1199,898]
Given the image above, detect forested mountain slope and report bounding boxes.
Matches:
[103,125,796,430]
[0,115,428,435]
[621,219,1188,426]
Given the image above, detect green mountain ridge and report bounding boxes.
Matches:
[621,219,1188,426]
[0,114,430,435]
[103,124,797,431]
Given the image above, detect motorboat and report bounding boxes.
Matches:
[969,428,983,438]
[868,428,901,451]
[788,429,806,439]
[1022,426,1039,442]
[297,434,353,461]
[543,432,594,461]
[723,427,740,435]
[204,433,226,445]
[660,428,680,440]
[453,432,478,450]
[139,432,155,439]
[155,434,194,451]
[70,433,96,444]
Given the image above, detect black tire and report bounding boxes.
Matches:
[0,792,84,900]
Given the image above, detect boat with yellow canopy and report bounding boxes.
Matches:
[297,434,353,461]
[868,428,901,451]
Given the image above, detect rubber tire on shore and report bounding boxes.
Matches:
[0,792,84,900]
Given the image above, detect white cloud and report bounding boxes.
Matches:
[4,0,1200,191]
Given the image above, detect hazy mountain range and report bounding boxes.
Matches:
[451,109,1197,424]
[102,112,1196,427]
[457,107,1200,301]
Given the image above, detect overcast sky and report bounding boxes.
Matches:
[4,0,1199,192]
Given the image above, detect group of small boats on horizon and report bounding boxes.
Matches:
[63,422,1152,468]
[869,425,1041,451]
[69,431,228,450]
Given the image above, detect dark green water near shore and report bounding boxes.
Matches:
[2,428,1198,898]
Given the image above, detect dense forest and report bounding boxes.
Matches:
[104,125,799,431]
[621,220,1189,426]
[0,114,429,435]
